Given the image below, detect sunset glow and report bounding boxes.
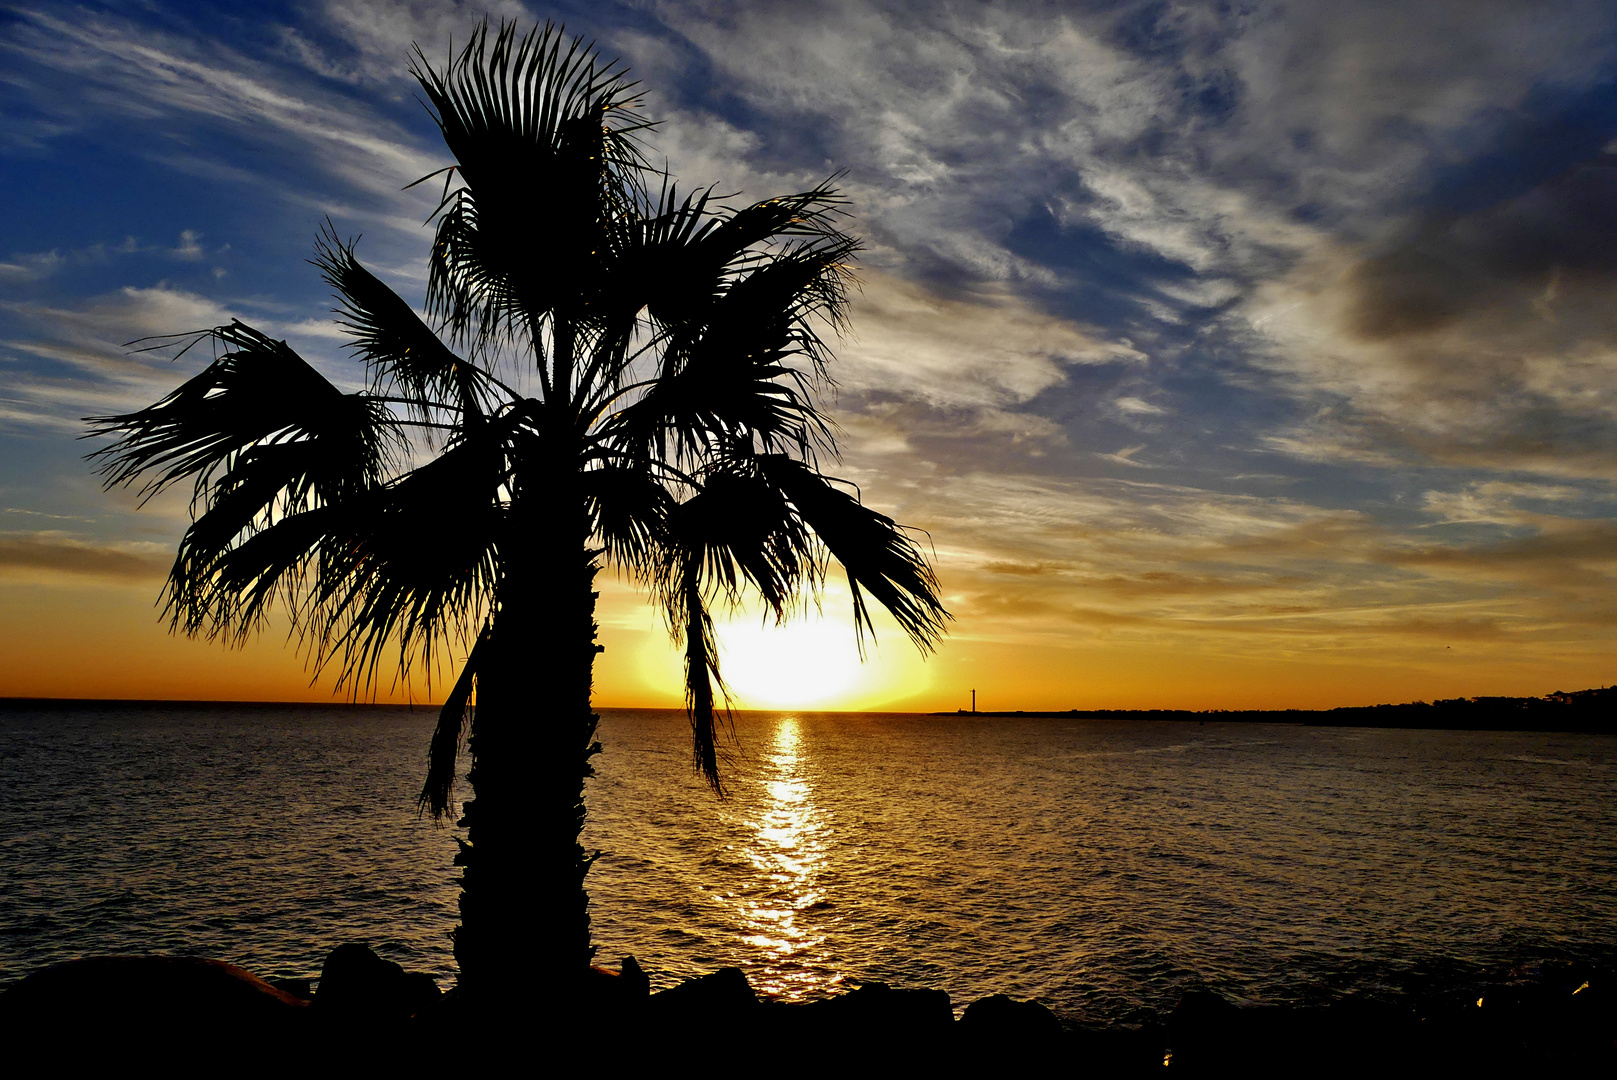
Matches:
[717,620,866,710]
[619,588,937,712]
[4,4,1617,711]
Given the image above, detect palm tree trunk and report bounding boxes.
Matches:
[453,495,602,1010]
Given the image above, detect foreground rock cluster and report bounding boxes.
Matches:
[2,948,1612,1072]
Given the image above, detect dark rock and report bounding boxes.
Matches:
[1067,1020,1168,1074]
[620,954,651,999]
[804,980,954,1039]
[744,980,953,1055]
[579,959,652,1015]
[961,992,1064,1042]
[607,966,758,1057]
[400,970,441,1011]
[1162,994,1470,1073]
[1430,972,1617,1070]
[649,966,757,1018]
[268,976,312,1000]
[1239,999,1422,1073]
[314,942,438,1025]
[405,984,466,1028]
[0,956,309,1058]
[1163,988,1241,1072]
[1168,988,1239,1032]
[956,993,1067,1067]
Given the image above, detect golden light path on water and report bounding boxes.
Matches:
[734,716,835,999]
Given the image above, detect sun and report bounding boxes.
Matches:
[715,616,867,709]
[618,584,938,710]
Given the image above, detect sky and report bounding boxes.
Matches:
[3,0,1617,711]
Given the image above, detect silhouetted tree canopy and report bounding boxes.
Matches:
[87,19,948,992]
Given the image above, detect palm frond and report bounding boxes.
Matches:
[602,242,856,466]
[646,459,837,793]
[165,501,339,643]
[622,182,726,328]
[584,461,675,578]
[412,19,649,193]
[419,626,489,820]
[568,181,723,397]
[306,431,507,690]
[699,227,861,381]
[666,464,816,619]
[313,226,493,421]
[676,182,855,305]
[757,454,950,654]
[86,321,400,503]
[677,552,727,793]
[411,19,652,353]
[157,422,505,693]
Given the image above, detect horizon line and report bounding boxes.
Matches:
[0,696,922,713]
[3,686,1609,714]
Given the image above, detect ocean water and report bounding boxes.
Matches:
[3,704,1614,1022]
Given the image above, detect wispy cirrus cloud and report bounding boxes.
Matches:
[0,532,169,581]
[2,6,448,244]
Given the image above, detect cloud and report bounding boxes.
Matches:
[1,285,239,435]
[6,284,232,362]
[169,229,205,261]
[840,270,1140,409]
[0,277,397,440]
[835,451,1617,664]
[3,7,447,240]
[0,249,66,282]
[1099,446,1155,469]
[0,533,170,581]
[1421,481,1594,526]
[0,237,150,282]
[647,1,1263,306]
[647,0,1615,306]
[632,0,1617,491]
[1348,153,1617,341]
[1244,152,1617,476]
[303,0,536,86]
[1113,396,1166,416]
[1390,517,1617,591]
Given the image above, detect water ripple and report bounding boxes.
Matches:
[3,706,1615,1022]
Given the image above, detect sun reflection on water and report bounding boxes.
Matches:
[735,716,836,999]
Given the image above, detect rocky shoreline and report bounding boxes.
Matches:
[3,947,1612,1071]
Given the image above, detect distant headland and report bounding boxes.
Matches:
[934,685,1616,734]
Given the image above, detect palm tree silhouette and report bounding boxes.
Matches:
[87,22,947,1001]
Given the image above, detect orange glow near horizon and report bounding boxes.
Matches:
[2,569,1613,712]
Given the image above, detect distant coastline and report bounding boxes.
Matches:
[3,689,1612,735]
[932,685,1616,734]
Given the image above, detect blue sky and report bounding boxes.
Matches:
[4,0,1617,707]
